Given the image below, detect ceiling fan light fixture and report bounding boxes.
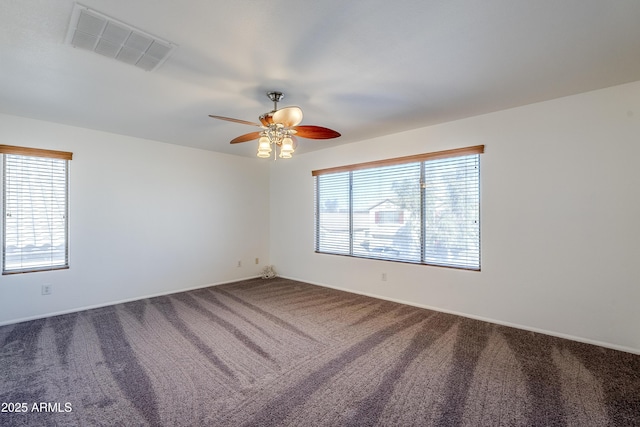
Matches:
[280,137,294,154]
[258,136,271,151]
[257,149,271,158]
[278,150,293,159]
[256,135,273,158]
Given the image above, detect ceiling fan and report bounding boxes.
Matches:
[209,91,341,158]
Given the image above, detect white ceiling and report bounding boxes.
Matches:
[2,1,640,158]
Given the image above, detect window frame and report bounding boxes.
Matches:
[0,145,73,275]
[313,145,483,271]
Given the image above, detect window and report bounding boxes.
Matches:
[1,145,73,274]
[313,145,483,270]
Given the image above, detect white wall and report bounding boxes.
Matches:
[0,113,270,324]
[270,81,640,353]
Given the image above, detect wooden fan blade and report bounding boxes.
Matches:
[209,115,262,127]
[259,112,274,126]
[230,131,262,144]
[272,106,303,127]
[291,125,341,139]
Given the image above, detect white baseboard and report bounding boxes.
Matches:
[0,275,260,328]
[281,275,640,355]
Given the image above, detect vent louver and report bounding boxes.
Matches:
[65,3,176,71]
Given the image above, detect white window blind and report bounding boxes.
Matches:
[423,155,480,269]
[2,146,72,274]
[313,145,482,270]
[351,163,422,262]
[315,172,351,255]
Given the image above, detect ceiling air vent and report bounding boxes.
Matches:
[65,3,176,71]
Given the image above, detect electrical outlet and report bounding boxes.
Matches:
[42,284,52,295]
[381,273,387,281]
[255,258,259,264]
[237,260,242,267]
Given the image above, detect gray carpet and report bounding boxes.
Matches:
[1,278,638,426]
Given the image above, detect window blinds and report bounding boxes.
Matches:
[314,145,482,270]
[2,146,72,274]
[315,172,351,255]
[422,154,480,269]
